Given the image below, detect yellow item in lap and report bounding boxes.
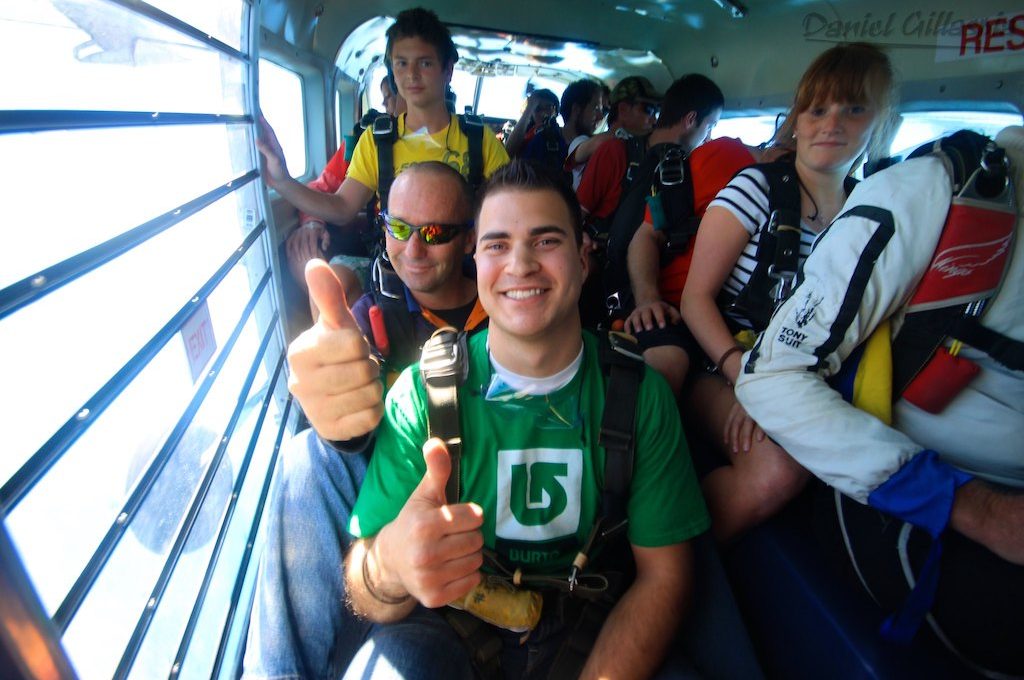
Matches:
[734,329,758,351]
[448,577,543,632]
[852,319,893,426]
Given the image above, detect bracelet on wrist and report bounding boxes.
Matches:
[716,345,745,386]
[362,544,411,606]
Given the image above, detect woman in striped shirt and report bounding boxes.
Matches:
[679,43,895,542]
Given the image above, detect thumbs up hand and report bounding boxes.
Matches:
[374,438,485,608]
[287,259,384,441]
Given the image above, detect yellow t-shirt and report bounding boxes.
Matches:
[347,113,509,194]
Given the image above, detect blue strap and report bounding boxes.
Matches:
[867,450,973,642]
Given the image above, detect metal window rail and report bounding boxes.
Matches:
[105,0,249,63]
[0,221,267,516]
[114,314,279,677]
[0,111,250,135]
[169,352,287,678]
[0,169,258,322]
[211,396,294,679]
[53,270,273,632]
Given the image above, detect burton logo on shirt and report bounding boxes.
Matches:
[496,448,582,541]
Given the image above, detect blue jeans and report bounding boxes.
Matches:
[342,607,476,680]
[242,428,372,680]
[342,597,705,680]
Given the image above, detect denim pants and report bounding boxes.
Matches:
[341,595,705,680]
[242,428,373,680]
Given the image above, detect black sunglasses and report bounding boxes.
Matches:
[638,101,660,117]
[380,212,469,245]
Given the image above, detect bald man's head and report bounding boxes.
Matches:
[390,161,473,223]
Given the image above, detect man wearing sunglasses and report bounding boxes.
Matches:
[576,74,722,235]
[243,161,487,680]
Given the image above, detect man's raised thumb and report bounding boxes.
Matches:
[412,438,452,506]
[305,259,358,330]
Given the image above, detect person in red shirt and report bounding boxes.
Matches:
[575,75,723,328]
[575,76,667,225]
[623,138,778,395]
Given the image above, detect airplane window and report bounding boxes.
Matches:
[0,1,246,115]
[0,124,253,295]
[146,0,246,51]
[366,63,389,112]
[258,59,307,176]
[478,75,531,120]
[449,68,478,113]
[712,115,782,147]
[363,62,570,120]
[890,111,1024,158]
[1,1,293,676]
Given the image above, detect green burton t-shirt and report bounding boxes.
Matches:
[349,330,709,574]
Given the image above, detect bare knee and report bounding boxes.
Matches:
[643,346,690,396]
[735,440,809,518]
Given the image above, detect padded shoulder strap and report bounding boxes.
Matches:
[373,114,398,210]
[621,135,649,188]
[420,328,469,504]
[457,113,484,191]
[756,158,801,215]
[371,258,420,369]
[598,332,644,523]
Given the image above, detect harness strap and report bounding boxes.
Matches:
[371,258,420,370]
[952,317,1024,371]
[545,571,629,680]
[724,158,806,332]
[372,114,398,211]
[622,135,648,187]
[546,600,609,680]
[598,331,643,523]
[660,155,698,255]
[458,113,484,192]
[442,608,503,680]
[420,328,468,504]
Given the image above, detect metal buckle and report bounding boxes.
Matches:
[372,114,395,137]
[607,330,643,362]
[372,256,403,300]
[420,328,469,386]
[657,146,686,186]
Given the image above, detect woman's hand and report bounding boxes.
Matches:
[723,399,766,454]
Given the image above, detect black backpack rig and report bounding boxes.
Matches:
[371,112,485,211]
[722,157,860,334]
[602,140,699,319]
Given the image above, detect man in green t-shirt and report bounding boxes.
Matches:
[344,159,709,679]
